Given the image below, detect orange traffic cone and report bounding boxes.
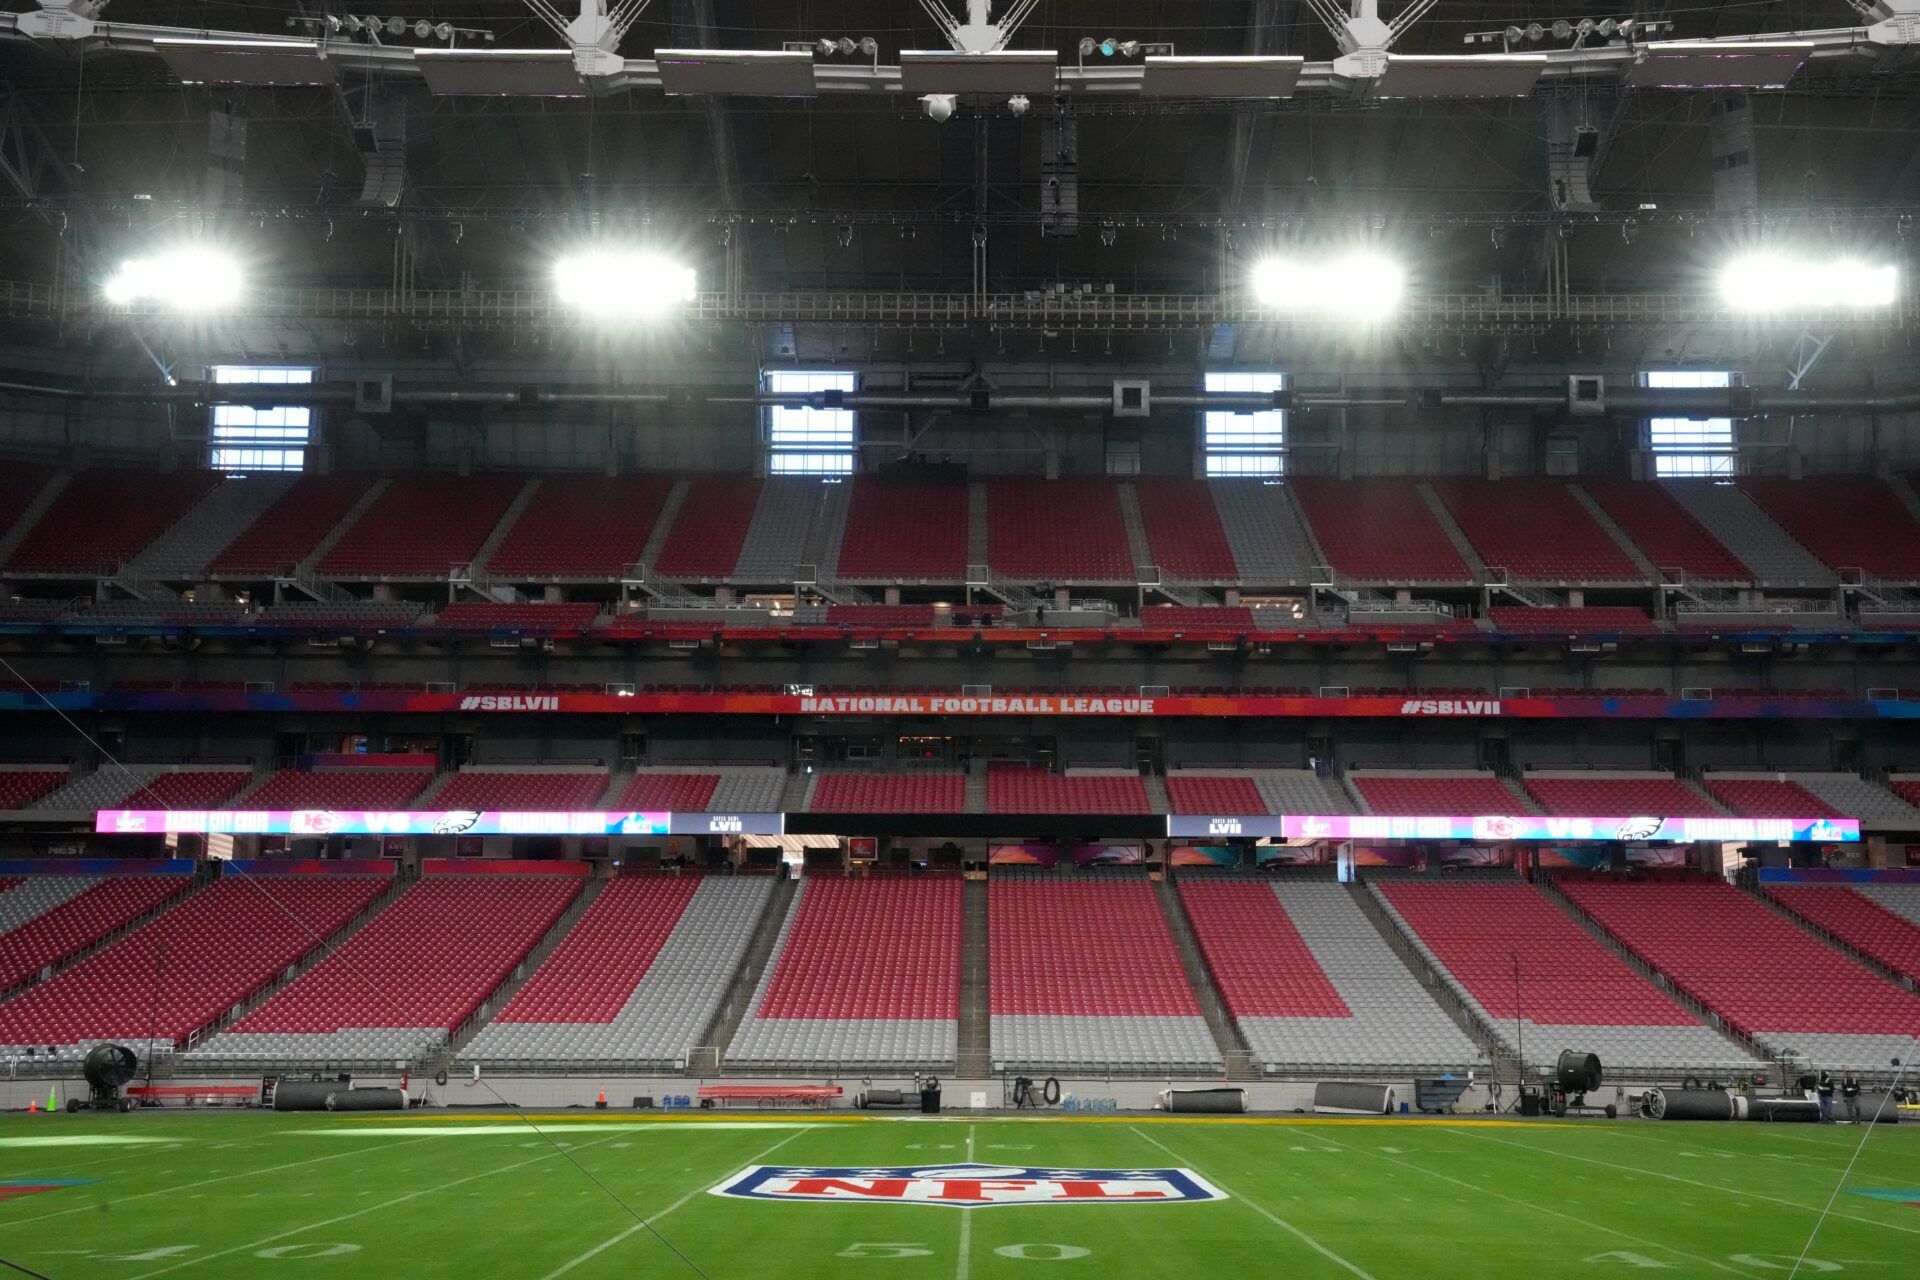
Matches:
[27,1100,36,1114]
[596,1086,608,1110]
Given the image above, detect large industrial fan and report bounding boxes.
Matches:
[1546,1050,1616,1118]
[77,1043,139,1113]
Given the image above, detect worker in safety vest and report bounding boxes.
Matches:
[1841,1071,1862,1122]
[1816,1069,1836,1122]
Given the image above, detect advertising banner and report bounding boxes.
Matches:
[1280,814,1858,844]
[988,843,1059,867]
[1164,815,1283,839]
[1072,842,1143,866]
[9,688,1917,722]
[97,809,676,837]
[1169,845,1244,869]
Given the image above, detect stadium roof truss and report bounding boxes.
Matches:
[1,1,1913,101]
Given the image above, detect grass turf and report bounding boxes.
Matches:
[1,1110,1917,1279]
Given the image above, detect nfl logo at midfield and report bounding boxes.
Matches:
[709,1163,1226,1209]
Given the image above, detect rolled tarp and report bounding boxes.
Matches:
[1161,1087,1247,1115]
[1314,1081,1395,1116]
[1646,1087,1734,1121]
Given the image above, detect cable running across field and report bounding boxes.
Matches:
[1786,1035,1919,1280]
[0,655,719,1280]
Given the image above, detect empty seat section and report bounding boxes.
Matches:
[0,875,191,989]
[1487,607,1661,635]
[1431,478,1643,581]
[0,463,52,541]
[1524,774,1721,817]
[433,771,610,810]
[728,877,960,1068]
[1376,880,1754,1071]
[986,765,1150,814]
[0,874,388,1057]
[987,477,1132,580]
[463,875,771,1067]
[1351,773,1521,816]
[210,475,376,575]
[1739,477,1920,577]
[810,773,964,813]
[484,475,675,578]
[255,600,426,629]
[318,474,525,577]
[128,474,302,580]
[826,605,937,627]
[1701,777,1840,817]
[191,873,580,1064]
[1143,606,1254,630]
[120,770,252,809]
[1180,879,1481,1071]
[1581,479,1751,581]
[7,470,221,574]
[615,773,719,810]
[1252,770,1357,815]
[1290,478,1471,581]
[1558,878,1920,1067]
[651,476,759,578]
[1766,886,1920,985]
[243,770,435,810]
[990,878,1220,1072]
[1166,775,1267,815]
[1661,482,1833,585]
[0,769,68,809]
[1135,478,1239,579]
[1791,774,1920,824]
[433,602,600,631]
[835,479,968,580]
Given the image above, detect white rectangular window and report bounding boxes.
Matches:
[1644,370,1735,478]
[1203,371,1285,477]
[210,365,314,473]
[766,370,855,476]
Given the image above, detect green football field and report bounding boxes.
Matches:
[2,1109,1917,1279]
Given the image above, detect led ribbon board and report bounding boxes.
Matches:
[1280,815,1859,843]
[94,810,786,837]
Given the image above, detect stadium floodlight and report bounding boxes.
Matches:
[1250,253,1405,320]
[552,250,697,318]
[1717,255,1899,312]
[101,248,245,310]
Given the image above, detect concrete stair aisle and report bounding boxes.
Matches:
[638,479,691,572]
[1349,880,1506,1064]
[466,477,543,580]
[700,876,797,1074]
[1500,776,1543,814]
[1115,481,1155,572]
[1533,875,1764,1062]
[0,472,68,565]
[1142,773,1171,814]
[1569,483,1661,582]
[297,478,390,575]
[778,772,814,812]
[955,877,990,1078]
[807,479,854,580]
[435,877,603,1066]
[1154,876,1257,1080]
[1338,774,1370,814]
[127,474,302,581]
[1416,482,1491,580]
[964,760,988,814]
[180,869,416,1063]
[966,482,990,568]
[1684,776,1734,815]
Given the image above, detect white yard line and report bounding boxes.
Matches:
[1293,1125,1765,1279]
[127,1136,626,1280]
[533,1128,810,1280]
[1447,1127,1920,1238]
[1130,1126,1380,1280]
[956,1125,976,1280]
[0,1135,443,1230]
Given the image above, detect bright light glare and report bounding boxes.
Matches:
[1250,254,1405,319]
[1718,256,1898,312]
[102,249,244,310]
[553,252,697,318]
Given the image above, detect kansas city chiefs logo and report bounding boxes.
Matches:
[709,1164,1226,1209]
